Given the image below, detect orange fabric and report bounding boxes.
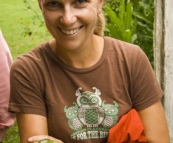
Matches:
[107,109,147,143]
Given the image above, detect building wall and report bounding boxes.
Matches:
[154,0,173,142]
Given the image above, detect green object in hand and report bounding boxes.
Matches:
[34,139,60,143]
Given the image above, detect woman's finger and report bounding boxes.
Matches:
[28,135,63,143]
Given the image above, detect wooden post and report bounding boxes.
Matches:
[154,0,173,142]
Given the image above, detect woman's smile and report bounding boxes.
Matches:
[59,26,83,35]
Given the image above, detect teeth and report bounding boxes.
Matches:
[61,28,79,35]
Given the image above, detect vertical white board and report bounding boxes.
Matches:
[154,0,173,142]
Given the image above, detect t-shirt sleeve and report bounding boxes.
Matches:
[130,47,163,111]
[9,57,47,117]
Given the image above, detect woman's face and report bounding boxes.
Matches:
[39,0,103,51]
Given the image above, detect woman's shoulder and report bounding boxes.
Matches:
[11,42,49,72]
[104,36,140,51]
[103,36,145,59]
[15,42,49,61]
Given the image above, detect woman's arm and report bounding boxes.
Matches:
[138,101,170,143]
[16,113,48,143]
[16,113,63,143]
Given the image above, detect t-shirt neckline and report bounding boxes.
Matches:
[46,36,108,73]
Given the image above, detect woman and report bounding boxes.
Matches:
[9,0,170,143]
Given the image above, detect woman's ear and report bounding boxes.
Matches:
[98,0,104,9]
[97,0,104,14]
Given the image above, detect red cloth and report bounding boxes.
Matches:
[107,109,147,143]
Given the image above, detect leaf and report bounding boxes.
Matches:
[119,0,125,23]
[122,29,132,43]
[133,11,153,24]
[124,0,132,30]
[107,24,123,40]
[105,5,122,30]
[131,34,138,43]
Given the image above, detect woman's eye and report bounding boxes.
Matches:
[46,1,62,10]
[77,0,86,4]
[48,2,59,7]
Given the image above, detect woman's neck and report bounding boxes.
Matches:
[49,35,104,69]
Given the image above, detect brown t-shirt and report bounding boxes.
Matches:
[9,36,162,143]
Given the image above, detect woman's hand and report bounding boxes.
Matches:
[28,135,63,143]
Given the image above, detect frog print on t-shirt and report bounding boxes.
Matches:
[64,87,119,140]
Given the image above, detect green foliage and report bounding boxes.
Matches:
[22,0,45,37]
[0,0,51,60]
[104,0,154,65]
[3,122,20,143]
[104,0,133,43]
[132,0,154,65]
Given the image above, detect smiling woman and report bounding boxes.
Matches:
[38,0,104,56]
[8,0,170,143]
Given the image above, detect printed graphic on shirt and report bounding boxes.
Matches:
[64,87,119,140]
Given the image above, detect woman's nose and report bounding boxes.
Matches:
[60,8,76,26]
